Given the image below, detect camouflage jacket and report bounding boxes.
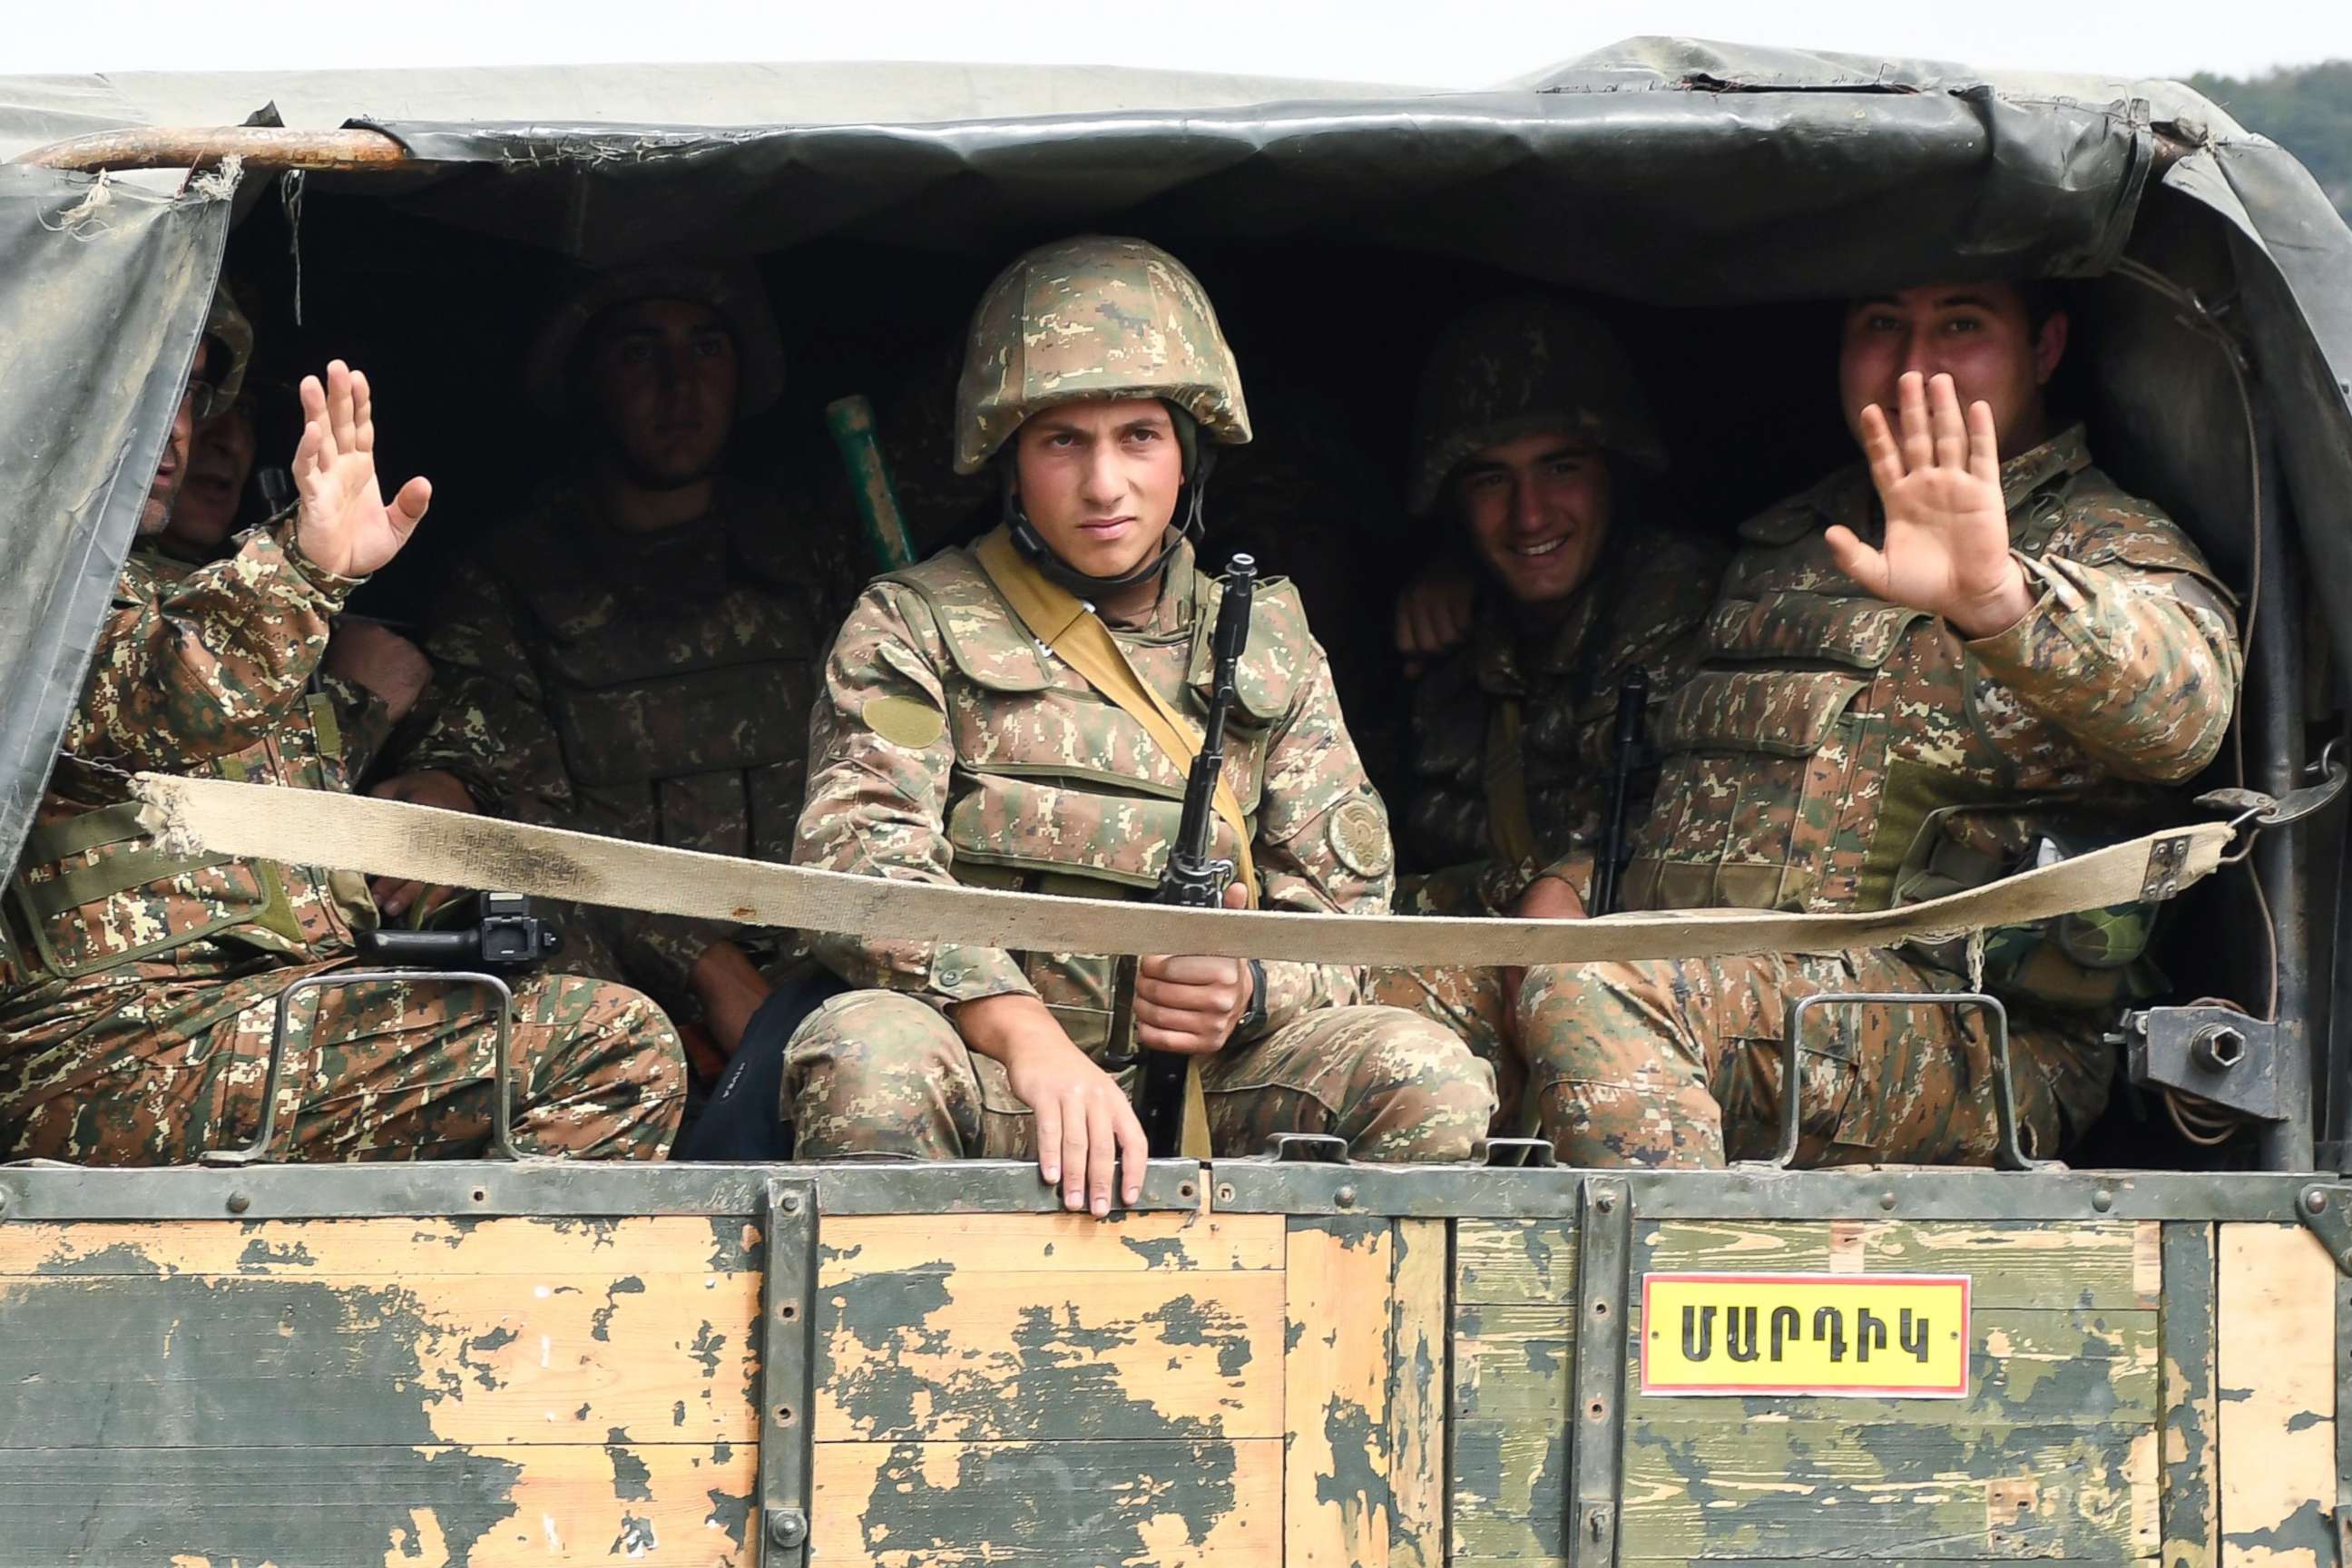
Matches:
[1625,426,2241,916]
[796,531,1397,1054]
[1401,531,1723,913]
[1,525,376,1004]
[399,480,861,999]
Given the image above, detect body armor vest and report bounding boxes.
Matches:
[491,495,828,858]
[1622,444,2217,1003]
[882,544,1306,1044]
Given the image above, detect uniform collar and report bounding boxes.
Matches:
[1474,563,1611,697]
[1997,423,2092,512]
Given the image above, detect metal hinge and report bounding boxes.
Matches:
[760,1177,817,1566]
[2296,1184,2352,1277]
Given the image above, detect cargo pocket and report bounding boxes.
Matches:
[1712,955,1867,1162]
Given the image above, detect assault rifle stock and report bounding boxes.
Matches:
[1588,667,1650,917]
[1135,554,1257,1156]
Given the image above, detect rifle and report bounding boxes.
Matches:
[825,395,918,571]
[1129,554,1258,1157]
[1587,667,1650,917]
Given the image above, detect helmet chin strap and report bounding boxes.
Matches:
[1004,448,1216,599]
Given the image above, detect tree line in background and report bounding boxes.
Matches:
[2188,61,2352,221]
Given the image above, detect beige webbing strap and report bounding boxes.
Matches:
[1482,698,1542,869]
[975,530,1258,899]
[139,773,2238,972]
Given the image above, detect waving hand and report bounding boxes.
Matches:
[292,361,433,578]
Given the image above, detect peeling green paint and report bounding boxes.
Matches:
[590,1275,648,1342]
[1120,1233,1196,1269]
[605,1429,655,1501]
[854,1439,1241,1560]
[704,1481,753,1551]
[1149,1292,1254,1377]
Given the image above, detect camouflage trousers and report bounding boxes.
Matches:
[785,989,1497,1163]
[0,961,685,1164]
[1367,962,1522,1132]
[1511,946,2112,1168]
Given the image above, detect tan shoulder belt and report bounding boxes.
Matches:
[974,529,1258,901]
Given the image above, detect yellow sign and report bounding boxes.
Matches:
[1640,1272,1970,1397]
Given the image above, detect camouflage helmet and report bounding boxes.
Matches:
[953,235,1252,475]
[526,261,784,418]
[201,285,254,411]
[1406,296,1665,517]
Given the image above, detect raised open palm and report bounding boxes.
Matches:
[292,361,432,578]
[1825,371,2032,639]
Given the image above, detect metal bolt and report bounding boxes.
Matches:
[2091,1188,2114,1213]
[766,1509,808,1548]
[1587,1506,1611,1540]
[226,1191,251,1215]
[2190,1024,2247,1073]
[1216,1183,1236,1205]
[1879,1191,1897,1211]
[2305,1188,2329,1215]
[1594,1192,1615,1215]
[780,1191,803,1215]
[1334,1185,1357,1210]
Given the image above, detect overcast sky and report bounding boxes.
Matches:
[11,0,2348,85]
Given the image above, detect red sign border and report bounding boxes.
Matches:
[1637,1270,1973,1398]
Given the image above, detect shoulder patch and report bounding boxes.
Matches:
[1327,798,1395,880]
[861,692,948,750]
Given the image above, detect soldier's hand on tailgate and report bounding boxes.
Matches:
[323,621,434,723]
[1828,371,2035,640]
[1136,882,1255,1054]
[366,769,476,918]
[1393,557,1478,674]
[958,993,1149,1217]
[292,361,433,578]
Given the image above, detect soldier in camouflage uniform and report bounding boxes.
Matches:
[1514,280,2242,1168]
[1366,299,1725,1126]
[0,316,684,1164]
[153,288,433,786]
[788,236,1496,1213]
[381,265,865,1067]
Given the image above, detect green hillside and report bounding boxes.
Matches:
[2187,61,2352,222]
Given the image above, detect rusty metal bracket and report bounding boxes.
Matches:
[200,968,516,1166]
[2297,1184,2352,1277]
[2141,835,2197,900]
[2119,1004,2281,1122]
[759,1176,818,1567]
[1567,1175,1631,1568]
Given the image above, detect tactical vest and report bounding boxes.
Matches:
[492,501,828,856]
[2,559,372,995]
[881,545,1306,1045]
[1623,450,2213,1005]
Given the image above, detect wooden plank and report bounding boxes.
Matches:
[2161,1223,2220,1568]
[1453,1302,1573,1420]
[818,1211,1283,1281]
[1287,1215,1396,1568]
[810,1438,1278,1566]
[1386,1218,1446,1568]
[0,1271,758,1447]
[814,1269,1282,1441]
[1622,1306,2159,1427]
[1620,1421,2158,1560]
[1449,1418,1566,1554]
[0,1215,760,1278]
[1456,1219,1578,1303]
[0,1440,756,1566]
[2218,1223,2337,1568]
[1643,1220,2150,1310]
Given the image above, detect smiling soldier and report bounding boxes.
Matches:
[1367,298,1723,1127]
[785,235,1495,1212]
